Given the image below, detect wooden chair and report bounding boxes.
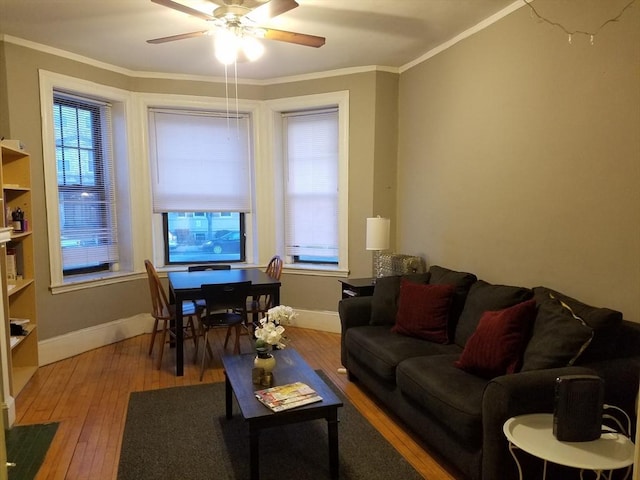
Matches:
[246,255,283,324]
[197,281,251,380]
[144,259,200,370]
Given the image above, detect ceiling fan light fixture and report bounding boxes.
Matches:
[241,35,264,61]
[215,28,240,65]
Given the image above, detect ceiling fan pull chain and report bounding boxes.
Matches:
[235,59,240,138]
[225,63,231,135]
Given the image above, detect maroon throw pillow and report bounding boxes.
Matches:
[391,280,455,344]
[455,299,536,378]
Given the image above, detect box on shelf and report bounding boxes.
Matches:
[0,139,25,150]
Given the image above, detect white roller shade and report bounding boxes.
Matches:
[283,109,339,260]
[148,109,252,212]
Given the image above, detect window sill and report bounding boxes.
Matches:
[50,270,145,294]
[283,264,349,277]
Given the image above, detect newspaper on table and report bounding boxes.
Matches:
[255,381,322,412]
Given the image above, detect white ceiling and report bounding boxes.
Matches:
[0,0,518,81]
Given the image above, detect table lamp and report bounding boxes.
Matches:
[366,216,390,279]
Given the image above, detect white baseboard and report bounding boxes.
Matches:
[3,395,15,428]
[37,309,340,366]
[291,309,341,333]
[38,313,154,366]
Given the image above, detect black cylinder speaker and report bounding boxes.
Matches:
[553,374,604,442]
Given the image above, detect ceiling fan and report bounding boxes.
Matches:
[147,0,326,55]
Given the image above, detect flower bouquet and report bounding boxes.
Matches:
[254,305,297,352]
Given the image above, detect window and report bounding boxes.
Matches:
[283,108,339,264]
[53,92,118,275]
[163,211,245,264]
[148,108,253,263]
[40,71,136,291]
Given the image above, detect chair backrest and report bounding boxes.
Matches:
[265,255,283,280]
[145,259,171,320]
[201,281,252,316]
[188,264,231,272]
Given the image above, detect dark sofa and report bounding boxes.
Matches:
[339,265,640,480]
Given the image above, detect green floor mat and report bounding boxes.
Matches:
[5,422,59,480]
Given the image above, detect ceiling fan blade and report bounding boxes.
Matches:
[151,0,215,21]
[147,30,209,44]
[262,28,325,48]
[246,0,298,23]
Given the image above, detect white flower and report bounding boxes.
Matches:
[266,305,297,325]
[254,305,296,349]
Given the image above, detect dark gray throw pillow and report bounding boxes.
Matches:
[369,273,430,326]
[454,280,533,348]
[532,287,622,362]
[521,293,593,371]
[428,265,477,340]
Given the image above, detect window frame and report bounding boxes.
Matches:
[40,71,139,292]
[137,93,262,268]
[265,91,349,275]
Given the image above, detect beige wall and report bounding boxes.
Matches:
[397,1,640,322]
[0,42,393,338]
[0,44,8,136]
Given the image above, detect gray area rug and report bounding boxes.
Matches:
[117,371,423,480]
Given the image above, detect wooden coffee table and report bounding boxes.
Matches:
[222,348,343,480]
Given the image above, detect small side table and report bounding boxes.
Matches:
[339,278,375,299]
[503,413,634,480]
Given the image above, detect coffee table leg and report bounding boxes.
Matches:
[249,425,260,480]
[225,372,232,419]
[327,408,339,479]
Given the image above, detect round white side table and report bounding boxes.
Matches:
[503,413,635,480]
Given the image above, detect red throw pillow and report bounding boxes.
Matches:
[455,299,536,378]
[391,280,455,344]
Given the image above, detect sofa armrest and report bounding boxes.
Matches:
[338,296,372,367]
[482,366,596,480]
[339,296,372,330]
[583,356,640,418]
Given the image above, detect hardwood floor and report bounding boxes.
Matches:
[13,326,463,479]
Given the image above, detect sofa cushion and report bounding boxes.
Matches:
[454,280,533,348]
[369,273,431,326]
[345,325,461,383]
[396,355,487,447]
[428,265,477,340]
[392,280,455,343]
[533,287,622,363]
[521,293,594,371]
[454,299,536,378]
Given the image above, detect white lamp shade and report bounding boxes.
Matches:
[366,217,390,250]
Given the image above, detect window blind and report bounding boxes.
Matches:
[53,92,119,272]
[283,109,339,260]
[148,109,252,212]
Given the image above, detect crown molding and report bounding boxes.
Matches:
[2,2,525,85]
[399,0,526,73]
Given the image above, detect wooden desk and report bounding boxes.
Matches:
[168,268,281,376]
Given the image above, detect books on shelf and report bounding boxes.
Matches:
[6,251,16,282]
[255,382,322,412]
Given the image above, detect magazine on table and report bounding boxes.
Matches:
[255,382,322,412]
